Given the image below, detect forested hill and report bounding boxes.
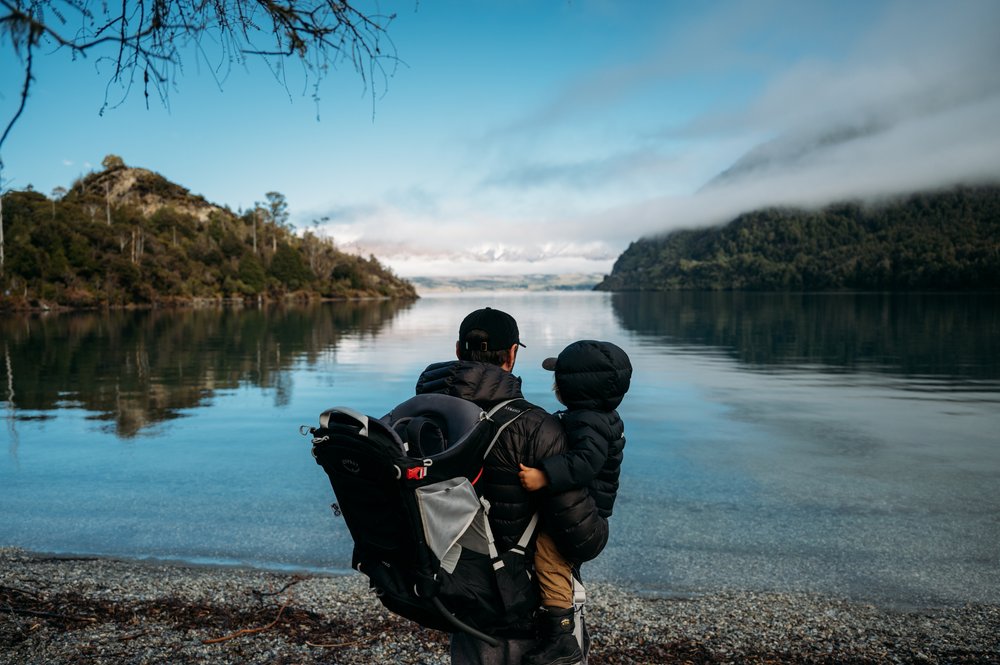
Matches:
[0,157,417,309]
[596,185,1000,291]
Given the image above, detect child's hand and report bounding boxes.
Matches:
[518,463,548,491]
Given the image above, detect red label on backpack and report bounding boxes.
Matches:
[406,466,427,480]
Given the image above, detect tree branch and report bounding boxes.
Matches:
[0,0,400,156]
[0,24,34,170]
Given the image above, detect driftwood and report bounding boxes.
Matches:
[200,599,291,644]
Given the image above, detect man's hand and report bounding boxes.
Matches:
[518,463,548,491]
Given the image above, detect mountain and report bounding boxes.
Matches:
[0,158,417,309]
[702,123,887,190]
[409,273,604,293]
[596,185,1000,291]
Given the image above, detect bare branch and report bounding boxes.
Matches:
[0,20,35,170]
[0,0,400,156]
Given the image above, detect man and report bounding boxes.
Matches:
[415,306,607,665]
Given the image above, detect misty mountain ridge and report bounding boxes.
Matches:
[597,183,1000,291]
[701,76,1000,200]
[337,238,619,268]
[410,273,604,293]
[703,122,889,190]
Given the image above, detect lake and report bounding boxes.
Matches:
[2,291,999,609]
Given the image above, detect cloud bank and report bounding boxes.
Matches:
[308,0,1000,277]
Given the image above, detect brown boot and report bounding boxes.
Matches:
[522,606,582,665]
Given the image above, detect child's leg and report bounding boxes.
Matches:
[533,531,573,609]
[525,532,582,664]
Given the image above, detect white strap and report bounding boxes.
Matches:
[517,512,539,549]
[480,497,501,563]
[481,503,540,567]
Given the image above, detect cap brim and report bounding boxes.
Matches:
[541,357,557,371]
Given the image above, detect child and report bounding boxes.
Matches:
[518,339,632,665]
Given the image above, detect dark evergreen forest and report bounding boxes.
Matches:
[597,185,1000,291]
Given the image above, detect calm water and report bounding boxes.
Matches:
[2,292,999,608]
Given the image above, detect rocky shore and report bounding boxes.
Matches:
[1,548,998,664]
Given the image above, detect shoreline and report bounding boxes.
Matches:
[2,548,997,664]
[0,293,418,313]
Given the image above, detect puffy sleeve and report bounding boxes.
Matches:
[532,412,608,563]
[537,410,611,493]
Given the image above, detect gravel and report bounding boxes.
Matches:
[2,547,998,664]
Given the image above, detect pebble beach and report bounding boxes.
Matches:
[2,548,998,664]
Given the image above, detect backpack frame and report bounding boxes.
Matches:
[306,394,539,645]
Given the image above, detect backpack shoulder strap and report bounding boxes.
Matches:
[483,398,532,424]
[481,399,541,553]
[481,398,532,459]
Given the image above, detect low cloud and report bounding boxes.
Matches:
[303,0,1000,276]
[482,149,681,192]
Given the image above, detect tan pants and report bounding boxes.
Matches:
[534,531,573,609]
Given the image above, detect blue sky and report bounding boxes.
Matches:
[2,0,999,276]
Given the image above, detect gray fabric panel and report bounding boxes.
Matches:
[440,543,462,574]
[456,508,492,556]
[415,477,482,562]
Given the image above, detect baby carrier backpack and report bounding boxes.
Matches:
[305,394,541,645]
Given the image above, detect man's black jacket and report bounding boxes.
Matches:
[416,360,607,563]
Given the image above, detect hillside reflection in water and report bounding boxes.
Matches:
[611,291,1000,383]
[1,301,413,437]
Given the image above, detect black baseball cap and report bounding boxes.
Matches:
[459,307,525,352]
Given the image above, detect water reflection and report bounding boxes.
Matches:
[611,291,1000,381]
[0,301,413,437]
[2,292,997,605]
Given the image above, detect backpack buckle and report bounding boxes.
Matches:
[406,466,428,480]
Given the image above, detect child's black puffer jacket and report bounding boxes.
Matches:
[540,339,632,519]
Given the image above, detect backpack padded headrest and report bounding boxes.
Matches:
[382,394,484,453]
